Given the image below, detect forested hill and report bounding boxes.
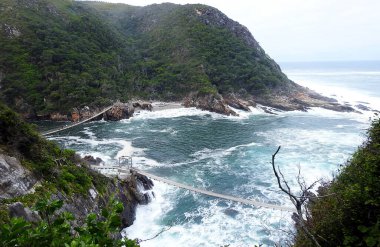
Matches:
[0,0,337,117]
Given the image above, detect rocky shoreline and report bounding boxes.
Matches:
[21,87,378,122]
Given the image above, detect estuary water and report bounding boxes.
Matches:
[46,61,380,246]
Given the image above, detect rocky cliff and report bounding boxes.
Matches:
[0,151,153,228]
[0,102,153,229]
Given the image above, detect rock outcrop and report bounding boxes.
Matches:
[8,202,41,223]
[132,102,153,111]
[83,155,104,166]
[183,92,255,116]
[223,93,253,111]
[183,93,238,116]
[103,102,135,121]
[0,151,154,228]
[254,87,356,113]
[51,171,153,228]
[0,154,38,199]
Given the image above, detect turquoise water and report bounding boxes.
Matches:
[46,61,380,246]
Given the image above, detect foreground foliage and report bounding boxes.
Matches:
[0,102,139,246]
[294,118,380,246]
[0,199,139,247]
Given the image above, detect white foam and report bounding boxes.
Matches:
[124,182,293,247]
[291,77,380,113]
[81,127,96,138]
[124,105,267,122]
[129,107,214,120]
[256,127,365,184]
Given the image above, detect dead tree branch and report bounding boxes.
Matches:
[271,146,321,247]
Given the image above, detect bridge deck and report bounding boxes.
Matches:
[42,105,113,136]
[117,168,296,212]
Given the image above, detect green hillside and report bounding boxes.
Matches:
[0,0,294,116]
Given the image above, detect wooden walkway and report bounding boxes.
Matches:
[42,105,114,136]
[110,167,295,212]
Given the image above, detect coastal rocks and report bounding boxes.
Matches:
[135,173,154,190]
[71,106,103,122]
[223,93,253,111]
[132,102,153,111]
[0,154,37,199]
[183,93,238,116]
[126,171,154,206]
[83,155,104,166]
[104,102,134,121]
[255,88,356,113]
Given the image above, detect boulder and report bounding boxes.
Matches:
[104,103,134,121]
[8,202,41,223]
[83,155,104,166]
[132,102,153,111]
[135,173,154,190]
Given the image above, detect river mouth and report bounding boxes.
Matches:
[42,104,370,246]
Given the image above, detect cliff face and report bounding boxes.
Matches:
[0,151,153,228]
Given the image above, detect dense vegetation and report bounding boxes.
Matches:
[0,103,139,246]
[0,102,107,197]
[0,0,292,116]
[1,199,139,247]
[294,118,380,246]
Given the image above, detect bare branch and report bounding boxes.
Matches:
[271,146,322,247]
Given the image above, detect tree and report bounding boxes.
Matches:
[271,146,321,247]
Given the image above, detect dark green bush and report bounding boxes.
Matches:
[0,199,139,247]
[294,119,380,246]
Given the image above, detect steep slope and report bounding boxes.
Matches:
[0,102,153,228]
[294,118,380,246]
[0,0,350,117]
[82,2,296,99]
[0,0,128,117]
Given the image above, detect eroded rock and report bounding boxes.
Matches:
[183,93,238,116]
[8,202,41,223]
[224,93,253,111]
[83,155,104,166]
[0,154,37,199]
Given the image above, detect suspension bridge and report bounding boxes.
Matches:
[42,105,114,136]
[91,163,296,213]
[42,105,295,213]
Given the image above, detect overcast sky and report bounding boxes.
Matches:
[93,0,380,62]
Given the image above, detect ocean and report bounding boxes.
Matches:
[46,61,380,246]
